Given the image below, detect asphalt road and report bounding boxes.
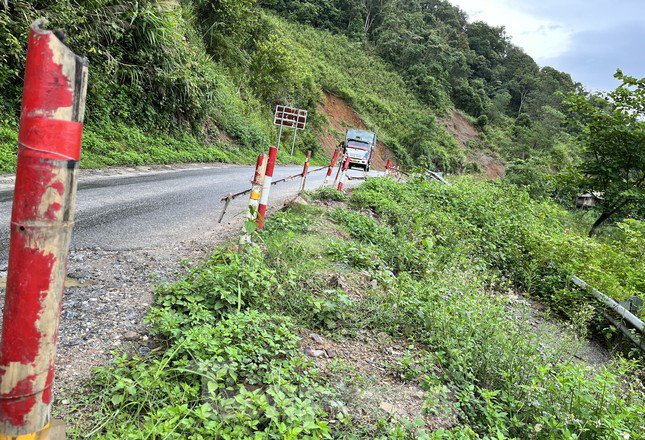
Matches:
[0,164,371,264]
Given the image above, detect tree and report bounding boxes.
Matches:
[565,70,645,237]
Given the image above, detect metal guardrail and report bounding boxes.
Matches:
[217,166,327,223]
[571,276,644,352]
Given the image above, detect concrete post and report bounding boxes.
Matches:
[299,151,311,194]
[332,154,346,188]
[0,19,88,438]
[257,146,277,229]
[337,156,351,191]
[322,149,339,187]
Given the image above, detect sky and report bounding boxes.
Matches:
[448,0,645,92]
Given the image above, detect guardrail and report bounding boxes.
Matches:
[217,150,328,224]
[571,276,644,352]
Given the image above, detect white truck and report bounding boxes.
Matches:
[342,129,376,171]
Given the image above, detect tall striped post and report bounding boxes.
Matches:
[337,156,351,191]
[240,154,267,243]
[299,151,311,194]
[322,149,340,187]
[246,154,267,221]
[385,159,391,175]
[332,154,346,188]
[0,19,88,438]
[257,146,277,230]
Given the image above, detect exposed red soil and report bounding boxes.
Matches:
[441,111,480,149]
[441,111,506,179]
[317,92,394,170]
[471,152,506,179]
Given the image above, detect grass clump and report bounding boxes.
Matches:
[311,187,347,202]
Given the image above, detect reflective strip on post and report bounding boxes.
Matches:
[337,156,351,191]
[246,154,267,220]
[0,19,88,438]
[257,146,277,229]
[322,149,339,187]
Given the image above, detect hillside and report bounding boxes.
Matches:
[1,0,578,175]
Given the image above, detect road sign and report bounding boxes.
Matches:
[274,105,307,130]
[274,105,308,156]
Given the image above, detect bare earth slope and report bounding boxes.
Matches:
[441,111,506,179]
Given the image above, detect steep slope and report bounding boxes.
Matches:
[441,111,505,178]
[1,0,580,176]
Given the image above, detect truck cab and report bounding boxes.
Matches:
[343,129,376,171]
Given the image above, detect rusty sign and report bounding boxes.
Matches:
[274,105,307,130]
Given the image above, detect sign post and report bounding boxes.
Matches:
[273,105,307,156]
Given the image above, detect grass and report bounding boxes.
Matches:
[70,178,644,439]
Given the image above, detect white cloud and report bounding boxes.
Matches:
[449,0,573,60]
[448,0,645,90]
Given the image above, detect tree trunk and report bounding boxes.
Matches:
[588,210,614,237]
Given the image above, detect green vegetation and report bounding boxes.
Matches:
[350,177,644,321]
[268,0,582,169]
[1,0,593,174]
[564,71,645,236]
[0,0,458,172]
[76,177,644,438]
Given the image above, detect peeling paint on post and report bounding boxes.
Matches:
[299,151,311,194]
[240,154,267,243]
[337,156,351,191]
[257,146,277,229]
[0,19,88,438]
[322,149,339,187]
[247,154,267,221]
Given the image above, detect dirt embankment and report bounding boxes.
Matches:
[317,92,393,170]
[440,111,506,179]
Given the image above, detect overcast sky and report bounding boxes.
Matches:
[448,0,645,92]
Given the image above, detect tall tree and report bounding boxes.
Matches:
[565,70,645,236]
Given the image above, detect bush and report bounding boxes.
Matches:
[349,177,645,319]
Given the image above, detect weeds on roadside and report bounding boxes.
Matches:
[77,178,645,439]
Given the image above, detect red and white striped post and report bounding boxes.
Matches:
[257,146,277,229]
[332,154,346,188]
[322,149,340,187]
[385,159,391,175]
[299,150,311,194]
[0,20,88,438]
[337,156,351,191]
[240,154,267,243]
[246,154,267,221]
